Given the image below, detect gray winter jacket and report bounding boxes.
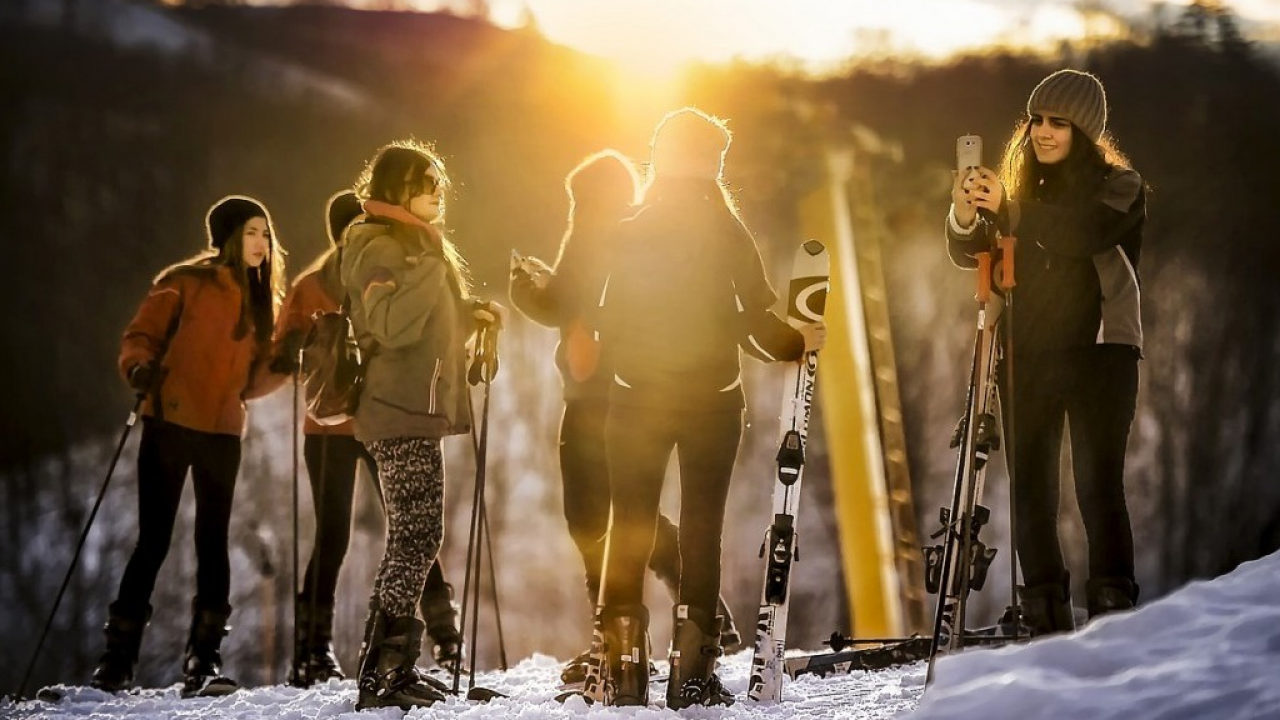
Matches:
[341,215,473,442]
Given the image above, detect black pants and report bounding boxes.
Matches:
[601,404,742,617]
[301,434,449,608]
[560,399,682,602]
[114,418,240,613]
[1005,345,1139,587]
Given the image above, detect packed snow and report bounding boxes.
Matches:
[5,550,1278,719]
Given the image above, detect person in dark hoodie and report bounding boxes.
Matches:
[509,149,743,687]
[92,195,285,698]
[339,141,505,710]
[946,69,1145,635]
[596,109,826,708]
[270,191,464,687]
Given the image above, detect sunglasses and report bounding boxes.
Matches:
[410,169,444,197]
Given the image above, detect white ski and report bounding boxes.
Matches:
[748,239,830,702]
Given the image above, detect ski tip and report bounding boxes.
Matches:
[802,239,825,256]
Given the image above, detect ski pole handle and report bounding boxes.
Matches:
[998,236,1016,289]
[975,251,992,304]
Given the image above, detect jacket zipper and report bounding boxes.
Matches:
[428,358,442,414]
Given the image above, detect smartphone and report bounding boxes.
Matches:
[956,134,982,173]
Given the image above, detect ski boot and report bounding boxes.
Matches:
[289,597,344,687]
[420,583,464,673]
[356,612,446,710]
[667,604,734,709]
[90,601,152,692]
[601,604,649,706]
[1018,574,1076,638]
[1086,576,1139,619]
[181,600,239,698]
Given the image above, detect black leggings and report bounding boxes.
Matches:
[1006,345,1139,587]
[300,434,449,608]
[559,399,682,602]
[114,418,240,614]
[601,404,742,617]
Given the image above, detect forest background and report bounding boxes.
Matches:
[2,0,1277,694]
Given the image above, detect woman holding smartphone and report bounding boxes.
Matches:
[946,69,1146,635]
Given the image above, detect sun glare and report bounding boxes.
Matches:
[488,0,1110,74]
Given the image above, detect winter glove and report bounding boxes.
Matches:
[128,362,158,394]
[472,299,509,328]
[269,330,304,375]
[269,351,300,375]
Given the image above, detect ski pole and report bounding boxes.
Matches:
[291,368,300,684]
[456,322,499,693]
[997,235,1020,641]
[16,394,145,700]
[482,503,507,670]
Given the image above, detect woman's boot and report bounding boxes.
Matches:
[600,604,649,706]
[181,600,238,698]
[289,597,344,687]
[356,613,446,710]
[90,601,151,692]
[1018,574,1076,637]
[420,583,464,673]
[1086,576,1139,619]
[666,604,734,709]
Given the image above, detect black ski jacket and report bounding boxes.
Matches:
[600,180,804,412]
[945,166,1145,358]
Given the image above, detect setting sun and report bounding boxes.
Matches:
[485,0,1128,73]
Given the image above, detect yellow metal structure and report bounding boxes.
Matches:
[797,144,927,638]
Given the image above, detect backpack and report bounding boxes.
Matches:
[300,248,371,425]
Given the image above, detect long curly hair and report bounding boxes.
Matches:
[998,118,1132,202]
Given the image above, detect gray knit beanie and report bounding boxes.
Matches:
[1026,69,1107,142]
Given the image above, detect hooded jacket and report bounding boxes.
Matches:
[340,209,474,442]
[119,264,274,436]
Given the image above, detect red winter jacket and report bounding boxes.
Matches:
[119,264,275,437]
[273,250,355,436]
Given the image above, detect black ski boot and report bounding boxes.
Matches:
[1086,576,1139,619]
[420,584,464,673]
[181,600,239,698]
[289,597,344,687]
[1018,574,1076,638]
[90,601,152,692]
[650,538,742,654]
[356,613,446,711]
[666,604,734,710]
[601,604,649,706]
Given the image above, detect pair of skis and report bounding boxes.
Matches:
[748,239,830,702]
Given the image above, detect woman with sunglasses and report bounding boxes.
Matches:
[340,141,505,709]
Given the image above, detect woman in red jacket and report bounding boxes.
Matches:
[274,191,463,687]
[91,195,285,698]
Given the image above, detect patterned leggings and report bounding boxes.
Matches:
[365,437,445,619]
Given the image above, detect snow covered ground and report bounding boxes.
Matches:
[5,549,1278,719]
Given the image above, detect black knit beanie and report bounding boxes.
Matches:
[1027,69,1107,142]
[206,195,271,250]
[325,191,363,246]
